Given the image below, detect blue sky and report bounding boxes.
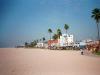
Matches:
[0,0,100,47]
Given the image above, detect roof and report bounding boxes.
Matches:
[48,40,58,45]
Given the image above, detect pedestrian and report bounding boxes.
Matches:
[80,45,84,55]
[80,48,83,55]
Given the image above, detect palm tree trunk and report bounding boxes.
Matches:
[50,33,51,49]
[97,23,100,40]
[96,23,100,51]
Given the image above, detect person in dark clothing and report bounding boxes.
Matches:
[79,45,85,55]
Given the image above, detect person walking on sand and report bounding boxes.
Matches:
[79,45,84,55]
[80,48,83,55]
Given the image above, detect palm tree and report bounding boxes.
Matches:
[42,37,45,48]
[30,42,34,47]
[25,42,28,48]
[91,8,100,51]
[64,24,69,34]
[52,34,58,40]
[48,28,52,40]
[48,28,52,49]
[30,40,37,47]
[57,28,62,39]
[57,29,62,48]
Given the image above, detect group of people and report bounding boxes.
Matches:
[86,44,99,53]
[79,43,99,55]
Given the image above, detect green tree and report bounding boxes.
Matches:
[30,40,37,47]
[48,28,52,40]
[52,34,58,40]
[64,24,69,34]
[30,42,34,47]
[57,29,62,49]
[43,37,46,42]
[57,28,62,39]
[91,8,100,51]
[25,42,28,48]
[48,28,52,49]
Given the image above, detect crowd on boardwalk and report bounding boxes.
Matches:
[79,40,99,55]
[86,41,99,53]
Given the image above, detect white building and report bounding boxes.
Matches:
[73,40,87,48]
[36,43,44,48]
[36,42,48,48]
[60,34,74,47]
[73,42,80,48]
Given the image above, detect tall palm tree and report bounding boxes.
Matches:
[57,29,62,48]
[48,28,52,40]
[91,8,100,51]
[64,24,69,34]
[48,28,52,49]
[57,28,62,39]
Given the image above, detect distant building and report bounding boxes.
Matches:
[36,42,48,48]
[36,43,44,48]
[73,42,80,48]
[86,40,99,45]
[16,45,25,48]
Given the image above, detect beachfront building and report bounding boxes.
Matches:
[48,34,74,48]
[48,39,59,47]
[60,34,74,47]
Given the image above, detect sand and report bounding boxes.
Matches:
[0,48,100,75]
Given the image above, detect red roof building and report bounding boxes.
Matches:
[48,40,58,46]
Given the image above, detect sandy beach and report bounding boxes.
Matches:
[0,48,100,75]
